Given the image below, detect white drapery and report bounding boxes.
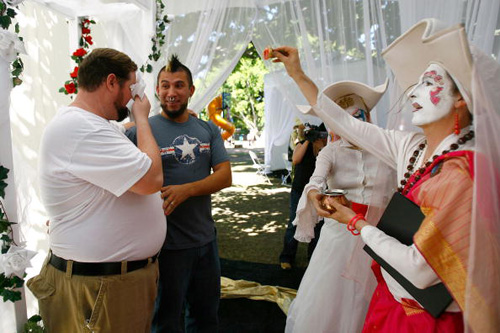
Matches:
[252,0,393,169]
[3,1,500,330]
[162,0,257,112]
[252,0,500,169]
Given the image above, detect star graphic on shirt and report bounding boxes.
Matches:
[176,137,198,160]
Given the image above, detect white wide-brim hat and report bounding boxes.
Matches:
[296,79,388,114]
[381,18,473,107]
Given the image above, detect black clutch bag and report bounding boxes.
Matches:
[363,192,453,318]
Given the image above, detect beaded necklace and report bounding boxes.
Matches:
[398,130,475,195]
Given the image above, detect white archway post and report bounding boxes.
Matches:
[0,56,27,333]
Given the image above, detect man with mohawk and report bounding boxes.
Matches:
[126,55,232,332]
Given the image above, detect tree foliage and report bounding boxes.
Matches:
[218,42,267,136]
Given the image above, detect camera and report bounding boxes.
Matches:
[303,123,328,142]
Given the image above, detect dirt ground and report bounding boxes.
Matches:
[214,147,309,268]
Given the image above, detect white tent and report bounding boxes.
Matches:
[1,0,499,330]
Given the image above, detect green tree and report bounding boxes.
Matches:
[219,42,266,137]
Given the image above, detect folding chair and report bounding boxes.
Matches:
[248,150,272,184]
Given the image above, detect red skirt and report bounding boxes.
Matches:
[362,263,464,333]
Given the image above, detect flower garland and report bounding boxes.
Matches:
[1,1,44,330]
[58,17,95,96]
[0,0,27,303]
[140,0,169,73]
[0,167,40,331]
[59,1,169,96]
[0,0,25,87]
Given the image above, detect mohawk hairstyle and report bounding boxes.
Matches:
[157,54,193,87]
[166,54,182,72]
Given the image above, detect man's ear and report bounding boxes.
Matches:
[189,85,195,97]
[106,73,118,90]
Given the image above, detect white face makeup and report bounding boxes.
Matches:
[337,94,369,122]
[408,63,456,126]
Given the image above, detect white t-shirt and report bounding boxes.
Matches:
[39,106,166,262]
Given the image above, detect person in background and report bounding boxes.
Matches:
[28,48,165,332]
[279,122,327,269]
[286,80,386,332]
[126,55,232,333]
[272,19,500,332]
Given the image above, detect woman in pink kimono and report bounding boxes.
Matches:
[271,19,500,332]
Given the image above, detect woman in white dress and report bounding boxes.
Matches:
[286,80,387,333]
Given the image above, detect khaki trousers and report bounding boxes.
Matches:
[27,255,159,333]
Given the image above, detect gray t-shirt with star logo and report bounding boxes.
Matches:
[126,114,229,249]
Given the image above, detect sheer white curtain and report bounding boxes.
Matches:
[30,0,156,89]
[398,0,500,54]
[162,0,257,113]
[252,0,393,169]
[263,72,320,171]
[252,0,499,171]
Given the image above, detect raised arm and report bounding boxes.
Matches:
[272,46,418,170]
[128,95,163,195]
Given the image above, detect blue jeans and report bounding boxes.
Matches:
[152,239,220,333]
[279,189,323,264]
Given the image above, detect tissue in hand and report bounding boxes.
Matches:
[130,70,146,100]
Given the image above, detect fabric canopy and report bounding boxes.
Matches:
[1,0,499,330]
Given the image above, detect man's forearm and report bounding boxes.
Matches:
[185,161,232,197]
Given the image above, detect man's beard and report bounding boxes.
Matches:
[161,102,188,119]
[116,106,129,122]
[113,89,129,122]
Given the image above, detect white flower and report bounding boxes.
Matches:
[6,0,25,6]
[0,245,37,278]
[0,30,26,62]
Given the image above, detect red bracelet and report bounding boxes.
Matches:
[347,213,365,235]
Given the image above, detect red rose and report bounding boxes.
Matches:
[65,82,76,94]
[263,47,273,60]
[70,67,79,78]
[73,48,87,57]
[82,27,91,34]
[84,35,93,45]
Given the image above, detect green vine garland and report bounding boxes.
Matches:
[140,0,170,73]
[1,1,45,330]
[0,166,23,303]
[0,0,24,87]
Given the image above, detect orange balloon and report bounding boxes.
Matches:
[208,95,235,140]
